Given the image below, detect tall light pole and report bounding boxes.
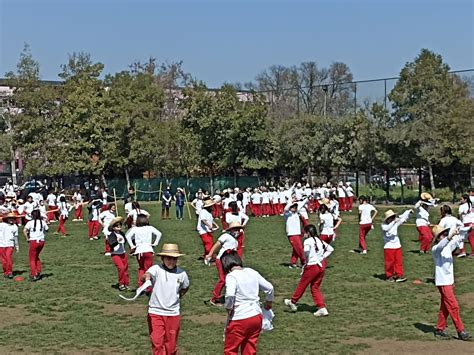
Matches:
[322,85,328,118]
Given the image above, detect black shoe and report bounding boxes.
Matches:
[435,329,450,339]
[458,331,472,341]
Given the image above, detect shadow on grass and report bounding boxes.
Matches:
[40,273,54,279]
[296,303,317,314]
[12,270,27,276]
[373,274,387,281]
[414,323,435,334]
[425,278,435,284]
[409,250,422,254]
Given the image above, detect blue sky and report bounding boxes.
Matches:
[1,0,473,87]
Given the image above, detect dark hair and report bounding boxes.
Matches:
[224,192,230,198]
[461,194,472,209]
[221,250,243,274]
[31,209,43,232]
[236,192,243,202]
[60,196,66,203]
[132,201,141,210]
[108,204,115,210]
[319,204,329,213]
[358,195,367,202]
[440,205,452,217]
[136,214,149,227]
[229,201,238,213]
[304,224,327,253]
[329,193,336,200]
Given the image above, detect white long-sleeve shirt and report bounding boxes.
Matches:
[458,202,474,224]
[24,220,48,241]
[224,267,274,321]
[225,211,249,226]
[0,223,19,248]
[304,237,334,267]
[125,225,162,254]
[284,199,307,236]
[319,212,335,235]
[432,234,464,286]
[381,210,411,249]
[99,210,116,237]
[216,233,238,259]
[415,201,430,227]
[197,209,213,235]
[439,215,463,233]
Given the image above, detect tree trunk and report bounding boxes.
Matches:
[124,167,130,188]
[10,147,17,185]
[355,170,359,197]
[233,168,237,188]
[399,167,404,204]
[101,174,107,188]
[307,164,312,186]
[418,167,422,199]
[209,170,214,195]
[428,163,436,192]
[385,168,390,204]
[368,166,373,204]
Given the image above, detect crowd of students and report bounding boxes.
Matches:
[0,182,473,353]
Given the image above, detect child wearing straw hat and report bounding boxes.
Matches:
[225,201,249,258]
[107,216,129,291]
[415,192,435,254]
[0,212,19,279]
[381,209,412,282]
[142,243,189,355]
[284,224,334,317]
[206,221,242,306]
[197,199,219,261]
[431,225,471,341]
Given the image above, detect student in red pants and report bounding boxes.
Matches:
[107,217,129,291]
[458,193,474,256]
[197,200,219,262]
[23,209,48,281]
[431,225,471,341]
[284,224,334,317]
[87,199,102,240]
[222,251,273,355]
[206,221,242,306]
[143,244,189,355]
[225,202,249,258]
[357,196,378,254]
[414,192,435,254]
[55,196,71,237]
[0,213,19,279]
[125,214,162,289]
[381,209,412,282]
[284,199,307,269]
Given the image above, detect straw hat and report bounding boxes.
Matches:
[108,216,124,231]
[5,212,16,219]
[226,221,244,231]
[320,198,330,207]
[157,243,185,257]
[17,199,24,204]
[203,199,216,208]
[383,210,397,222]
[431,225,449,239]
[420,192,433,201]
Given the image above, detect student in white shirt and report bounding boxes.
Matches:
[127,201,150,227]
[212,191,223,219]
[222,251,273,355]
[126,214,162,289]
[72,190,84,221]
[318,202,342,244]
[381,209,412,282]
[206,221,242,306]
[46,190,57,222]
[99,204,117,255]
[100,187,108,212]
[24,209,48,281]
[337,182,347,212]
[284,224,334,317]
[250,189,262,217]
[357,196,378,254]
[191,192,204,218]
[431,225,471,341]
[143,244,189,355]
[415,193,435,254]
[197,199,219,261]
[458,193,474,256]
[439,205,465,258]
[345,182,354,211]
[284,199,307,268]
[0,213,19,279]
[55,196,71,237]
[107,217,129,291]
[225,201,249,258]
[87,199,103,240]
[261,187,271,217]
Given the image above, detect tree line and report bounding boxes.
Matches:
[2,45,473,191]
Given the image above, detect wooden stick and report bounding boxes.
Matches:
[158,180,163,204]
[134,182,137,201]
[113,188,118,212]
[183,187,192,219]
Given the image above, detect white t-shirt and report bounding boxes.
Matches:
[99,210,116,236]
[224,268,274,321]
[125,225,162,254]
[124,202,133,215]
[320,212,335,235]
[381,210,411,249]
[216,233,238,259]
[415,201,430,227]
[225,212,249,226]
[223,197,233,210]
[147,265,189,316]
[432,234,464,286]
[197,209,213,235]
[458,202,474,224]
[359,204,376,225]
[25,220,49,241]
[46,194,57,206]
[0,223,19,248]
[261,192,270,204]
[192,199,204,215]
[127,209,150,226]
[251,193,261,204]
[284,210,301,236]
[346,186,354,197]
[304,237,334,267]
[439,215,463,233]
[337,187,346,198]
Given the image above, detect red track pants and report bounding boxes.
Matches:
[224,314,263,355]
[0,246,14,275]
[28,240,44,277]
[111,253,129,286]
[437,285,465,333]
[148,313,181,355]
[137,252,154,287]
[288,235,306,266]
[88,220,100,239]
[211,258,226,302]
[359,223,372,251]
[384,248,403,278]
[199,232,214,257]
[417,226,433,252]
[291,261,327,308]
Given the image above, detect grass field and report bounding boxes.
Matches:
[0,203,472,354]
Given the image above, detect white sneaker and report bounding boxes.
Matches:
[284,299,297,312]
[104,252,111,256]
[314,307,329,317]
[457,253,467,258]
[360,250,367,255]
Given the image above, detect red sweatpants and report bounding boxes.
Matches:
[111,253,129,286]
[349,196,354,209]
[417,226,433,252]
[384,248,403,278]
[28,240,45,277]
[224,314,263,355]
[104,237,111,253]
[56,216,67,235]
[88,220,100,238]
[236,232,244,258]
[137,252,154,287]
[47,205,56,222]
[437,285,465,333]
[0,246,14,275]
[291,261,327,308]
[464,223,474,254]
[288,235,306,265]
[359,223,372,251]
[199,232,214,257]
[75,206,83,220]
[148,313,181,355]
[320,234,334,244]
[338,197,346,211]
[250,204,261,217]
[211,258,226,302]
